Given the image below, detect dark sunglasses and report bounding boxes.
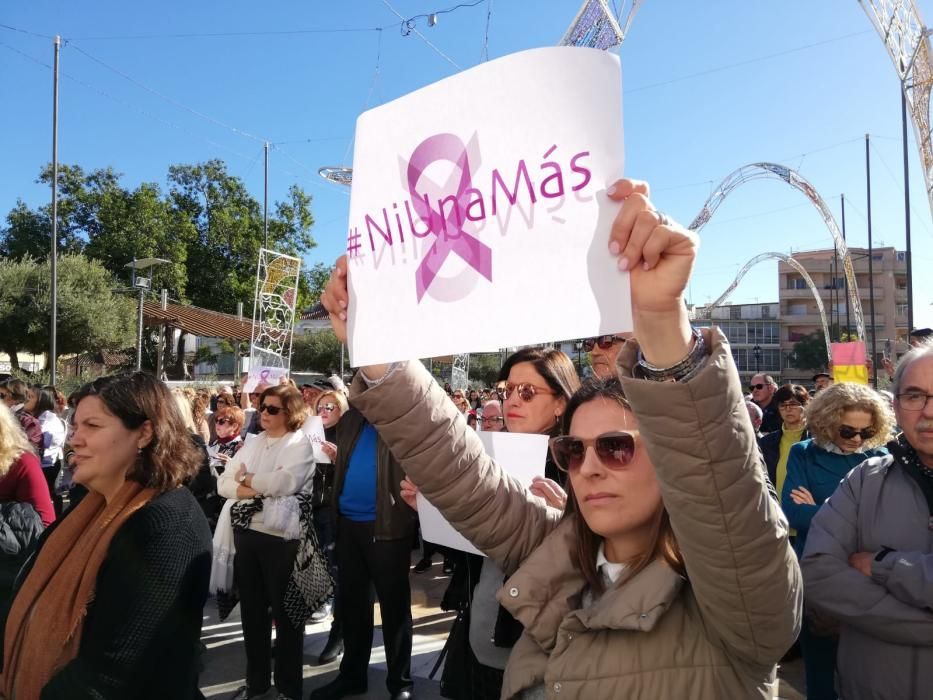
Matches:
[502,382,555,403]
[482,415,504,423]
[749,383,768,391]
[582,335,626,352]
[838,425,875,441]
[216,417,235,426]
[317,403,337,413]
[550,432,637,473]
[259,404,283,415]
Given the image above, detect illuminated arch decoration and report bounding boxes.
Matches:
[689,162,866,341]
[451,353,470,392]
[860,0,933,220]
[250,248,302,370]
[698,252,832,364]
[560,0,643,50]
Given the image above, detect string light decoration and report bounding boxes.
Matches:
[689,162,866,342]
[250,248,302,370]
[698,252,833,363]
[859,0,933,220]
[560,0,641,50]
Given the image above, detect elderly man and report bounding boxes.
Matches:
[479,400,504,432]
[750,373,781,434]
[812,372,833,392]
[801,342,933,699]
[745,400,764,439]
[585,332,633,379]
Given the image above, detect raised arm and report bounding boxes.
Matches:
[605,178,801,667]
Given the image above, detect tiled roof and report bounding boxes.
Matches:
[143,301,256,340]
[299,302,329,321]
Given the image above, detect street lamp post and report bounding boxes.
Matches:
[753,344,762,374]
[574,340,583,375]
[125,258,170,372]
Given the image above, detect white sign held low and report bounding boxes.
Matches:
[346,46,630,366]
[417,431,551,556]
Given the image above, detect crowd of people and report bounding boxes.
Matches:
[0,179,930,699]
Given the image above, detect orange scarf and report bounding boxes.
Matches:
[1,480,156,699]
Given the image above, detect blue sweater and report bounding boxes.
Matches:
[338,423,378,522]
[781,438,886,557]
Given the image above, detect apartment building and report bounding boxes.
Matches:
[692,302,782,384]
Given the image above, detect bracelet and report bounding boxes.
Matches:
[637,327,706,382]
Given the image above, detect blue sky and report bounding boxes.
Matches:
[2,0,932,327]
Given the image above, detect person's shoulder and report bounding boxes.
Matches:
[121,488,211,547]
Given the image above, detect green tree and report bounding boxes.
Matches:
[304,261,332,308]
[789,331,831,372]
[291,330,343,374]
[0,255,135,370]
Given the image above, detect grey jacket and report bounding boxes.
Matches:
[350,329,801,699]
[801,452,933,700]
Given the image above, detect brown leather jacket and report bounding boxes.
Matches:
[349,329,802,699]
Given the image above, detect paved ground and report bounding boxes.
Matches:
[198,553,807,699]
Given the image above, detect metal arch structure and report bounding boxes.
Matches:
[560,0,643,50]
[318,166,353,187]
[688,162,866,342]
[250,248,302,371]
[698,252,833,363]
[859,0,933,220]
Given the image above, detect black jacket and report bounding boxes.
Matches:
[3,487,211,700]
[0,502,45,633]
[333,408,415,541]
[758,427,811,486]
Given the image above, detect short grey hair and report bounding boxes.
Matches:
[745,400,763,422]
[892,339,933,396]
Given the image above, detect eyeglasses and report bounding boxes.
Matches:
[550,432,637,473]
[582,335,626,352]
[317,403,337,413]
[749,383,770,391]
[259,404,283,416]
[838,425,876,441]
[482,416,504,424]
[896,392,933,411]
[216,417,235,426]
[778,401,803,410]
[502,382,555,403]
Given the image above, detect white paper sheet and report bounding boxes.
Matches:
[243,366,288,393]
[300,415,332,464]
[416,431,550,556]
[346,46,629,366]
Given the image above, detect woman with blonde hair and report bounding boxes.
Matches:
[317,177,801,699]
[782,381,894,700]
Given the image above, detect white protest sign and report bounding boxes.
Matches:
[243,366,288,393]
[301,415,332,464]
[346,47,629,366]
[417,431,550,556]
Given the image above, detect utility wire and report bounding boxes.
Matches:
[625,29,873,95]
[480,0,492,62]
[68,26,387,40]
[381,0,461,70]
[0,22,55,40]
[868,140,933,236]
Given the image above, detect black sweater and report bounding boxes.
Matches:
[4,487,212,700]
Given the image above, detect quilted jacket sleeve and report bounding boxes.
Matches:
[617,329,802,667]
[802,463,933,644]
[781,443,820,532]
[350,361,561,575]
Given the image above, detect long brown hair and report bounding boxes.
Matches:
[560,378,685,594]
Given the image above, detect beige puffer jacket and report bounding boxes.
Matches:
[350,329,802,699]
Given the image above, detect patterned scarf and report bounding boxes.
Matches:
[888,434,933,517]
[1,481,156,698]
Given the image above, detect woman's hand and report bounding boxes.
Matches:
[400,477,419,511]
[321,256,349,344]
[607,179,699,367]
[790,486,816,506]
[322,441,337,461]
[529,476,567,510]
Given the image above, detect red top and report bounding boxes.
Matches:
[0,451,56,526]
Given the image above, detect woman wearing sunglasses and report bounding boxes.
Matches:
[320,178,801,699]
[781,382,893,700]
[215,385,316,700]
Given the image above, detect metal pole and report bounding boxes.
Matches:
[340,343,345,379]
[156,289,168,379]
[263,142,269,250]
[136,287,145,371]
[50,36,61,385]
[832,242,838,340]
[902,86,914,334]
[841,195,850,340]
[866,134,878,389]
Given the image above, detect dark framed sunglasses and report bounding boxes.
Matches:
[216,417,235,426]
[749,383,768,391]
[550,431,637,473]
[502,382,555,403]
[582,335,626,352]
[838,425,875,441]
[317,403,337,413]
[259,404,283,416]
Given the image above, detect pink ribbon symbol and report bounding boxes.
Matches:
[407,133,493,302]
